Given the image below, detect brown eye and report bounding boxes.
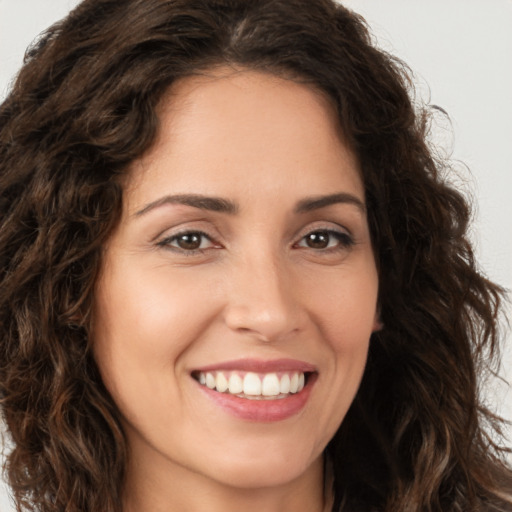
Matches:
[304,231,331,249]
[175,233,203,250]
[297,230,354,250]
[158,231,215,252]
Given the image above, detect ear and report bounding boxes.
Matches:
[372,309,383,332]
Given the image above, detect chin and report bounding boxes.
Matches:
[210,458,313,490]
[195,439,322,490]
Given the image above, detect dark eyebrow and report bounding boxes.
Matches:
[295,193,366,214]
[134,194,239,216]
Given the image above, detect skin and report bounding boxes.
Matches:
[93,67,380,512]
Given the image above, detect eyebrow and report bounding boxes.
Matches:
[135,194,239,216]
[294,193,366,214]
[134,191,365,217]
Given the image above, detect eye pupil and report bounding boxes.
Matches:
[177,233,202,250]
[306,231,330,249]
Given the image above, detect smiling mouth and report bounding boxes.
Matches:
[192,370,313,400]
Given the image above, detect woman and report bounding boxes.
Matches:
[0,0,511,511]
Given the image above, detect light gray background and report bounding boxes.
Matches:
[1,1,511,509]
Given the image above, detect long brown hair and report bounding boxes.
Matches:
[0,1,510,511]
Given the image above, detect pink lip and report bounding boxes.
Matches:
[193,358,317,373]
[192,358,318,422]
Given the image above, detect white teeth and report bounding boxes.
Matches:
[262,373,280,396]
[216,372,229,393]
[196,370,309,399]
[206,372,216,389]
[243,372,262,395]
[298,372,305,392]
[279,373,290,394]
[228,373,243,394]
[289,373,299,393]
[279,374,290,394]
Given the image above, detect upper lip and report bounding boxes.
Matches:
[192,358,317,374]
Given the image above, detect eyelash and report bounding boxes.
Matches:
[294,229,354,251]
[157,230,216,254]
[157,228,354,255]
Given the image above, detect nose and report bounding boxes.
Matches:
[223,252,304,343]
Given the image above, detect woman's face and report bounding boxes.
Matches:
[93,68,380,492]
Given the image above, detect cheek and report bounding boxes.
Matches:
[304,260,377,405]
[91,263,214,425]
[94,261,219,359]
[295,269,376,451]
[306,263,379,347]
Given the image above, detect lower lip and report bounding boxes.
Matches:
[196,374,317,422]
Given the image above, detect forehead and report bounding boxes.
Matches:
[124,67,363,209]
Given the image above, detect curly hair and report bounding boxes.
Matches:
[0,0,510,511]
